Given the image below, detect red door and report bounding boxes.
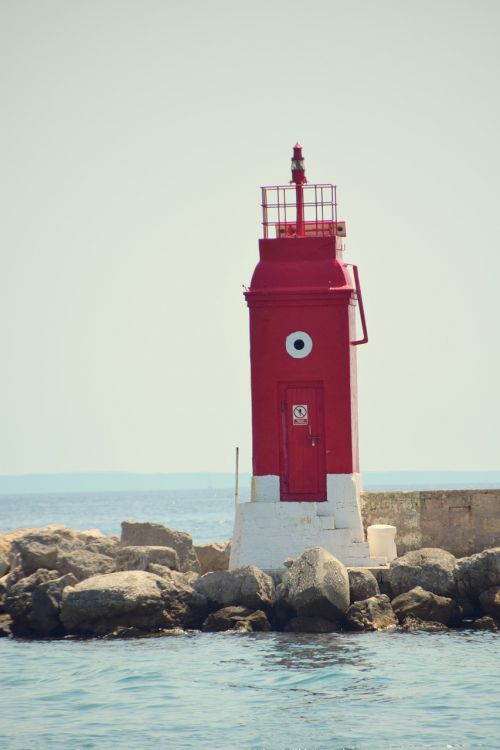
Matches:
[279,383,326,501]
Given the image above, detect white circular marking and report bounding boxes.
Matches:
[286,331,313,359]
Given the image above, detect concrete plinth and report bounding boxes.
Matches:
[230,500,387,572]
[231,472,387,572]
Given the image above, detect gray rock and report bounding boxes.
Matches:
[11,527,118,581]
[284,616,341,633]
[195,541,231,575]
[4,569,60,636]
[346,594,398,631]
[348,568,380,603]
[12,529,72,575]
[202,606,270,633]
[195,565,274,612]
[120,521,200,573]
[391,586,461,625]
[471,615,498,631]
[479,586,500,619]
[454,548,500,602]
[0,555,8,578]
[116,546,179,572]
[388,548,457,598]
[153,568,208,629]
[279,547,349,621]
[401,615,448,632]
[0,614,11,637]
[30,573,78,636]
[61,571,175,635]
[57,549,116,581]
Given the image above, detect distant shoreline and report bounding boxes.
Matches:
[0,470,499,495]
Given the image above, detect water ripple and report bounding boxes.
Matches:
[1,630,498,749]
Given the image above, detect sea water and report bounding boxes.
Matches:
[0,490,499,749]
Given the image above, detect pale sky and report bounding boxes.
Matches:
[1,0,499,474]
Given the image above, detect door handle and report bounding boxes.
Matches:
[308,426,319,447]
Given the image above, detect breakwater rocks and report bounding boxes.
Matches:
[0,522,498,638]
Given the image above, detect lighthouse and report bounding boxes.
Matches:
[230,145,387,571]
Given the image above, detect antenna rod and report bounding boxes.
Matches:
[291,143,307,236]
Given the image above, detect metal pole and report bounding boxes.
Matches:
[234,446,240,504]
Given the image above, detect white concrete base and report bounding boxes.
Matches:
[229,501,387,571]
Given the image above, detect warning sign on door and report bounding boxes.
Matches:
[293,404,308,425]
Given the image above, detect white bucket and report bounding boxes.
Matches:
[367,524,397,563]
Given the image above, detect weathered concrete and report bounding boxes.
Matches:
[361,489,500,558]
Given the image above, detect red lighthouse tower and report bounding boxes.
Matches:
[230,145,385,571]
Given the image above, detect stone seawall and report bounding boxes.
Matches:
[360,489,500,558]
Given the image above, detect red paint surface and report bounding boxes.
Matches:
[246,235,361,499]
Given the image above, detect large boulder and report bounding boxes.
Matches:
[278,547,349,621]
[120,521,200,573]
[388,548,457,598]
[11,526,119,580]
[4,569,61,636]
[116,546,179,572]
[61,571,175,635]
[151,568,208,629]
[348,568,380,603]
[195,566,274,612]
[29,573,78,636]
[12,529,72,575]
[202,606,270,633]
[479,586,500,620]
[195,541,231,574]
[454,548,500,602]
[391,586,461,625]
[346,594,398,631]
[57,549,116,581]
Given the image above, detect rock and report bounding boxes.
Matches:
[454,548,500,602]
[348,568,380,603]
[61,571,177,635]
[401,616,448,632]
[0,527,55,560]
[153,568,208,629]
[479,586,500,619]
[57,549,116,581]
[79,534,120,559]
[12,529,71,575]
[148,564,199,586]
[388,548,457,598]
[0,555,8,577]
[195,566,274,612]
[116,546,179,572]
[391,586,461,625]
[11,527,118,580]
[4,569,61,636]
[471,616,498,631]
[29,573,78,636]
[0,614,11,637]
[121,521,200,573]
[279,547,349,621]
[202,606,270,633]
[346,594,398,631]
[284,616,341,633]
[195,541,230,574]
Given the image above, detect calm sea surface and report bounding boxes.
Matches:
[0,490,499,750]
